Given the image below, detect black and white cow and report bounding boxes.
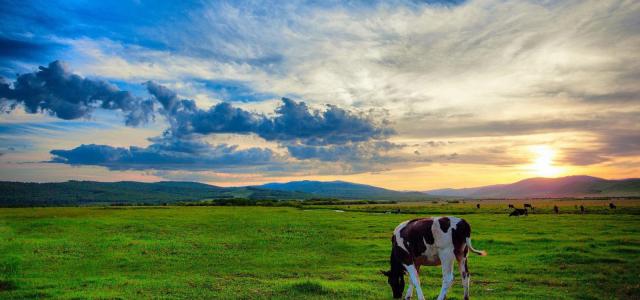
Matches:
[382,217,486,300]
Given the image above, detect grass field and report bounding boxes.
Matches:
[1,204,639,299]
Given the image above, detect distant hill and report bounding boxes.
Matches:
[0,181,313,207]
[425,175,640,198]
[4,175,635,207]
[257,180,432,201]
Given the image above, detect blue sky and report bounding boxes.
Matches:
[0,0,639,189]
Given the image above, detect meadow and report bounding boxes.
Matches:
[1,202,639,299]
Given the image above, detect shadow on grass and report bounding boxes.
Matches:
[0,280,17,292]
[287,280,335,296]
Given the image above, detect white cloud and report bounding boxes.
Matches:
[4,0,640,185]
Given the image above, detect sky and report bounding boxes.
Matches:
[0,0,639,190]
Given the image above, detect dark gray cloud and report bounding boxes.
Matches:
[260,98,393,145]
[1,61,396,170]
[145,80,181,112]
[49,141,275,171]
[0,74,392,173]
[559,148,609,166]
[0,61,154,125]
[178,102,262,136]
[146,81,393,146]
[146,80,263,138]
[36,75,397,171]
[603,132,640,156]
[560,131,640,166]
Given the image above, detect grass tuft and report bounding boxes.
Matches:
[290,280,331,295]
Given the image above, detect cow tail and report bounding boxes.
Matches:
[466,237,487,256]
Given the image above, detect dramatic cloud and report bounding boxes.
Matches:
[146,81,393,146]
[49,141,276,171]
[0,61,154,125]
[28,74,397,171]
[0,61,397,170]
[259,99,393,145]
[560,130,640,166]
[1,0,639,187]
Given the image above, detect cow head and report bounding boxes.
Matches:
[381,270,405,298]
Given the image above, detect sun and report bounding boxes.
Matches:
[529,145,563,177]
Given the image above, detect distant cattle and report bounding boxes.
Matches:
[382,217,487,299]
[509,209,528,217]
[476,204,481,209]
[553,205,559,214]
[524,203,534,210]
[580,205,585,213]
[508,204,514,209]
[609,203,617,209]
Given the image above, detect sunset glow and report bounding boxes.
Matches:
[0,1,639,190]
[529,146,563,177]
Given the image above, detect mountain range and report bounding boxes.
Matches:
[257,180,431,201]
[0,181,312,207]
[1,175,638,206]
[424,175,640,198]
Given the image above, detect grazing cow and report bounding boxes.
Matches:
[476,204,480,209]
[382,217,486,300]
[508,204,514,209]
[580,205,585,213]
[509,208,528,217]
[609,203,617,209]
[553,205,559,214]
[524,203,533,210]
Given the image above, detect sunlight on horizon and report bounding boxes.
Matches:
[528,145,564,177]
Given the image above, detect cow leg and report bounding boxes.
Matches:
[436,252,455,300]
[403,264,425,300]
[458,255,470,300]
[405,265,421,300]
[405,281,413,300]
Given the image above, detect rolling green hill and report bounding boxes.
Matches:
[0,181,313,207]
[6,175,635,207]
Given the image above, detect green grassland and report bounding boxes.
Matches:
[1,204,639,299]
